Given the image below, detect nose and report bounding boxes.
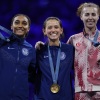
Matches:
[51,27,56,32]
[88,15,92,19]
[18,23,23,27]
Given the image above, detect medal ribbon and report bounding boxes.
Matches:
[48,42,61,84]
[85,29,100,47]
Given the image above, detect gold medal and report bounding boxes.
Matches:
[50,84,60,93]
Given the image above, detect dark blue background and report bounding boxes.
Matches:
[0,0,100,46]
[0,0,100,100]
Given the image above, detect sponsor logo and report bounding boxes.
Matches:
[44,55,48,58]
[8,47,15,49]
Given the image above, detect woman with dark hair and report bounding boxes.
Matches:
[35,17,74,100]
[0,14,36,100]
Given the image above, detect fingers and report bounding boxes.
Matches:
[35,41,44,50]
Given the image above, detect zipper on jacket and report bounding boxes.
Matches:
[17,44,20,62]
[17,50,19,61]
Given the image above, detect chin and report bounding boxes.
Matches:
[88,27,95,29]
[16,34,25,38]
[51,38,58,40]
[87,24,95,27]
[15,32,25,36]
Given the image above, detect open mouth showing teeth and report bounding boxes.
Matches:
[17,30,23,32]
[51,34,57,36]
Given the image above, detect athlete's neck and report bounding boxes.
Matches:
[48,40,60,46]
[84,27,96,36]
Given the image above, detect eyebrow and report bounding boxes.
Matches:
[15,19,27,21]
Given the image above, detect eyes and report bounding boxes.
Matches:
[84,13,97,17]
[14,20,28,26]
[47,25,60,29]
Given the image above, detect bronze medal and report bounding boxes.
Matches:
[97,60,100,65]
[50,84,60,93]
[98,45,100,51]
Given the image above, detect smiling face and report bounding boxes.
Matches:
[11,15,30,38]
[81,6,99,30]
[43,19,63,44]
